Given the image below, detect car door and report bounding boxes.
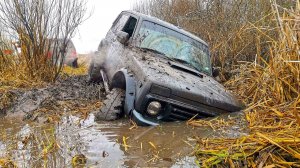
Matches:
[103,13,129,82]
[103,12,138,82]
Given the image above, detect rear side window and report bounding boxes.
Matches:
[122,16,137,38]
[113,15,129,32]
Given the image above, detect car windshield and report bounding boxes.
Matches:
[137,20,212,75]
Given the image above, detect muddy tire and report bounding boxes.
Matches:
[95,88,125,121]
[88,61,102,83]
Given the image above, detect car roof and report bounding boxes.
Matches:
[123,10,208,47]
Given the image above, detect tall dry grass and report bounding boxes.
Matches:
[134,0,299,166]
[190,1,300,167]
[133,0,296,81]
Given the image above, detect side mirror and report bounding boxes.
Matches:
[116,31,129,44]
[212,67,220,77]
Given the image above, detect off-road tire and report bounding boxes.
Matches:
[95,88,125,121]
[88,61,102,83]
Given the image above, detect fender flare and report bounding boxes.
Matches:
[110,69,136,115]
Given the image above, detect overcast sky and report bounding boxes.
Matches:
[72,0,137,54]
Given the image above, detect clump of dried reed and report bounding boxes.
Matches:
[62,63,87,77]
[0,57,48,92]
[193,1,300,167]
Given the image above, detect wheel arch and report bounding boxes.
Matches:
[111,71,127,90]
[110,69,136,116]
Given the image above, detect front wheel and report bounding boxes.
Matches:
[95,88,125,121]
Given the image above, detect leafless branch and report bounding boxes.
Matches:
[0,0,88,81]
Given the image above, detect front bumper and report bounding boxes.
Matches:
[132,110,159,126]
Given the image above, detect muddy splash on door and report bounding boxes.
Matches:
[0,112,247,167]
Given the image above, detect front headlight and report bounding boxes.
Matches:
[147,101,161,116]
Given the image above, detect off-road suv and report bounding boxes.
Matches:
[89,10,244,126]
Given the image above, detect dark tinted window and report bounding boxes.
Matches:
[122,16,137,37]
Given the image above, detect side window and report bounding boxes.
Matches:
[113,14,130,32]
[122,16,137,38]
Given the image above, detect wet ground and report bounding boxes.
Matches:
[1,75,103,119]
[0,75,248,167]
[0,113,247,167]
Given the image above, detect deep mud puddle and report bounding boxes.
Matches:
[0,112,247,167]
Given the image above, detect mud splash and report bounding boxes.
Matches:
[0,112,247,167]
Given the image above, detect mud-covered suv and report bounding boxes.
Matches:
[89,10,244,126]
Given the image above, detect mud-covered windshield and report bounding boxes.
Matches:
[137,21,212,75]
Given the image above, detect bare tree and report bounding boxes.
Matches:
[0,0,87,81]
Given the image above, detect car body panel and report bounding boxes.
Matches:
[124,48,242,112]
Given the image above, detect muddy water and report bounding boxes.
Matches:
[0,113,247,167]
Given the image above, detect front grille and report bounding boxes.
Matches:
[167,104,216,121]
[144,94,221,122]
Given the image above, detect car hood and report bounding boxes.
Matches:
[126,49,244,112]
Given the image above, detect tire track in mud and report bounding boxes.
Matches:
[1,75,104,120]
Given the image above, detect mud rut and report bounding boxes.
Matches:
[1,75,104,120]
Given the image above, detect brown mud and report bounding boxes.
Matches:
[0,75,248,167]
[1,75,104,120]
[0,112,247,167]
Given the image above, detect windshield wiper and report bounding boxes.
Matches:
[170,58,200,72]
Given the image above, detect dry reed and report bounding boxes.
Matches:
[192,1,300,167]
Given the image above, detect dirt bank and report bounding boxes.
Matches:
[0,75,104,121]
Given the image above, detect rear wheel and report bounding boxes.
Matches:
[88,61,102,83]
[95,88,125,121]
